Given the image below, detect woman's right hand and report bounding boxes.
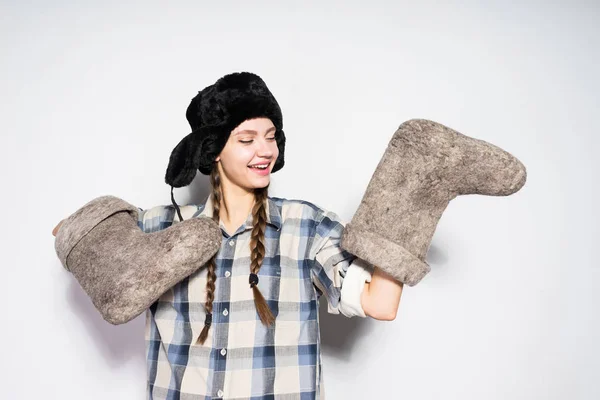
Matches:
[52,220,64,237]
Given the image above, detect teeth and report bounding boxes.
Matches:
[250,165,268,169]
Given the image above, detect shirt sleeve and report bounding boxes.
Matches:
[136,205,200,233]
[307,208,375,318]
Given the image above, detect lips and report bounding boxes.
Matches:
[248,162,271,175]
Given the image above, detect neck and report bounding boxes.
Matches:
[219,180,255,225]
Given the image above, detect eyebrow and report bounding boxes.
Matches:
[234,126,276,136]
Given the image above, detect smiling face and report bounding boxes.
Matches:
[215,117,279,192]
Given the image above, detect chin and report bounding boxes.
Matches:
[253,180,270,189]
[245,170,271,186]
[237,178,270,191]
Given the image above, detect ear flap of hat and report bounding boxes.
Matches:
[165,132,197,188]
[186,91,203,131]
[165,128,215,188]
[196,130,229,175]
[272,128,286,173]
[165,126,231,187]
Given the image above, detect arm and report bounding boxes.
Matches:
[308,207,403,320]
[361,266,403,321]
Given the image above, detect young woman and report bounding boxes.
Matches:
[55,72,403,399]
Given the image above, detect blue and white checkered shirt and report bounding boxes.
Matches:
[137,195,374,399]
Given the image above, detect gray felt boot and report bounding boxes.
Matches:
[340,119,527,286]
[55,195,222,324]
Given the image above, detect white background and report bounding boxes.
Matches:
[1,1,598,399]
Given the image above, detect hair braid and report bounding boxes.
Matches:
[196,168,221,345]
[196,169,274,345]
[249,187,275,326]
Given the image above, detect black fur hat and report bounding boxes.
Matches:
[165,71,286,189]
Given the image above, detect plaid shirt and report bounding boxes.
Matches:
[137,195,374,400]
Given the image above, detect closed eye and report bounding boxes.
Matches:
[240,137,276,144]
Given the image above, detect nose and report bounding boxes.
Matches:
[256,137,275,158]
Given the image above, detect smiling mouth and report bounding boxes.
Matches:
[248,162,271,169]
[248,162,271,175]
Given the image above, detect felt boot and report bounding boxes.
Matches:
[340,119,527,286]
[55,195,222,324]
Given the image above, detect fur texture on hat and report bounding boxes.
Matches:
[165,72,286,188]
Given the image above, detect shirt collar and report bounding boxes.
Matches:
[195,195,281,232]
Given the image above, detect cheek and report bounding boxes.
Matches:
[227,148,255,171]
[239,147,257,162]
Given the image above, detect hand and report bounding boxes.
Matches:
[361,266,403,321]
[52,220,64,237]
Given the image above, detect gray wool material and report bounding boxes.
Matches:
[54,118,528,325]
[340,119,527,287]
[54,195,222,325]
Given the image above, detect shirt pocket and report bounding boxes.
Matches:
[277,254,315,305]
[255,254,282,302]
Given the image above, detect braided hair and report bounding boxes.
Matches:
[195,166,274,345]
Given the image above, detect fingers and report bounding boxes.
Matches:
[52,220,64,237]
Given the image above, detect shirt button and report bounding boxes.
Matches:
[220,348,227,356]
[223,308,228,316]
[225,271,231,277]
[229,240,235,246]
[217,389,224,397]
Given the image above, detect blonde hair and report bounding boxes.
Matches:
[196,166,275,345]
